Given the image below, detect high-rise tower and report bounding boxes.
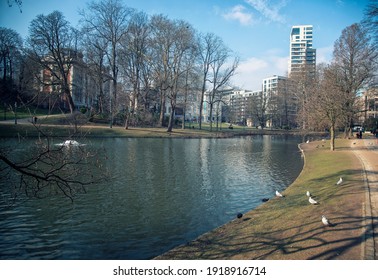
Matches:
[288,25,316,76]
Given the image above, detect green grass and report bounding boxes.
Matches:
[0,113,302,138]
[0,122,227,139]
[0,107,62,120]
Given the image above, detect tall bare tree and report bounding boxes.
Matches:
[150,15,197,132]
[363,0,378,47]
[80,0,133,128]
[306,63,347,150]
[0,27,22,82]
[333,23,378,137]
[206,42,238,131]
[27,11,77,113]
[82,34,110,115]
[197,33,221,130]
[165,21,197,132]
[119,11,150,129]
[289,64,317,130]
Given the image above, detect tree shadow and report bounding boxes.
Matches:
[157,214,376,260]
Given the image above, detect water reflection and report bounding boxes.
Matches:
[0,135,303,259]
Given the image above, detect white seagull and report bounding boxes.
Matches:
[336,177,343,185]
[275,190,284,197]
[322,215,332,226]
[306,140,310,143]
[309,196,318,205]
[306,191,311,197]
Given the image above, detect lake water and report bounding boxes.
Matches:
[0,135,304,259]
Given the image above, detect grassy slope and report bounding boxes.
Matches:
[156,139,365,259]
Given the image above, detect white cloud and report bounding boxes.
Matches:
[316,45,333,64]
[245,0,288,24]
[223,5,254,26]
[231,53,289,90]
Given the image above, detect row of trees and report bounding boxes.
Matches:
[1,1,377,138]
[0,0,238,132]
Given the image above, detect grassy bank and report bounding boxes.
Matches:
[155,139,365,259]
[0,122,232,138]
[0,118,326,139]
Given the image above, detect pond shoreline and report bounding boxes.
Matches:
[154,138,372,260]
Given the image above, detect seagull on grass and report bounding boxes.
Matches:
[322,215,334,226]
[309,197,318,205]
[275,190,284,197]
[336,177,343,185]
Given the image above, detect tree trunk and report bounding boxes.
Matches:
[159,90,165,127]
[167,105,175,132]
[64,88,75,114]
[124,112,129,129]
[209,102,213,131]
[2,56,7,81]
[330,124,335,151]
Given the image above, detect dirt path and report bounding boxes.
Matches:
[351,137,378,259]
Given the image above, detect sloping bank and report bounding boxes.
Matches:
[155,139,366,260]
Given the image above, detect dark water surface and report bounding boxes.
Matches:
[0,135,303,259]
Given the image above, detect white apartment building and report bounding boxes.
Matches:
[263,75,287,96]
[289,25,316,76]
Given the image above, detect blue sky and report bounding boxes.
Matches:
[0,0,370,90]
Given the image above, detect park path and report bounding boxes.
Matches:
[351,136,378,259]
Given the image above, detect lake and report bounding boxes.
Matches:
[0,135,304,259]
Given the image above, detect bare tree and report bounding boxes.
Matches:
[119,11,150,129]
[149,15,171,127]
[333,23,378,137]
[363,0,378,46]
[165,21,197,132]
[0,27,22,82]
[247,91,270,129]
[149,15,197,132]
[80,0,133,128]
[26,11,78,113]
[307,63,346,150]
[206,42,238,131]
[0,27,23,108]
[179,52,200,129]
[0,129,108,205]
[289,64,317,130]
[197,33,221,130]
[6,0,22,12]
[82,34,110,115]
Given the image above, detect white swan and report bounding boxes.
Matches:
[56,140,84,147]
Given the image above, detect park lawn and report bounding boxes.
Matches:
[155,139,366,259]
[0,122,227,139]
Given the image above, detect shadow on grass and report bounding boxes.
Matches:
[156,214,376,260]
